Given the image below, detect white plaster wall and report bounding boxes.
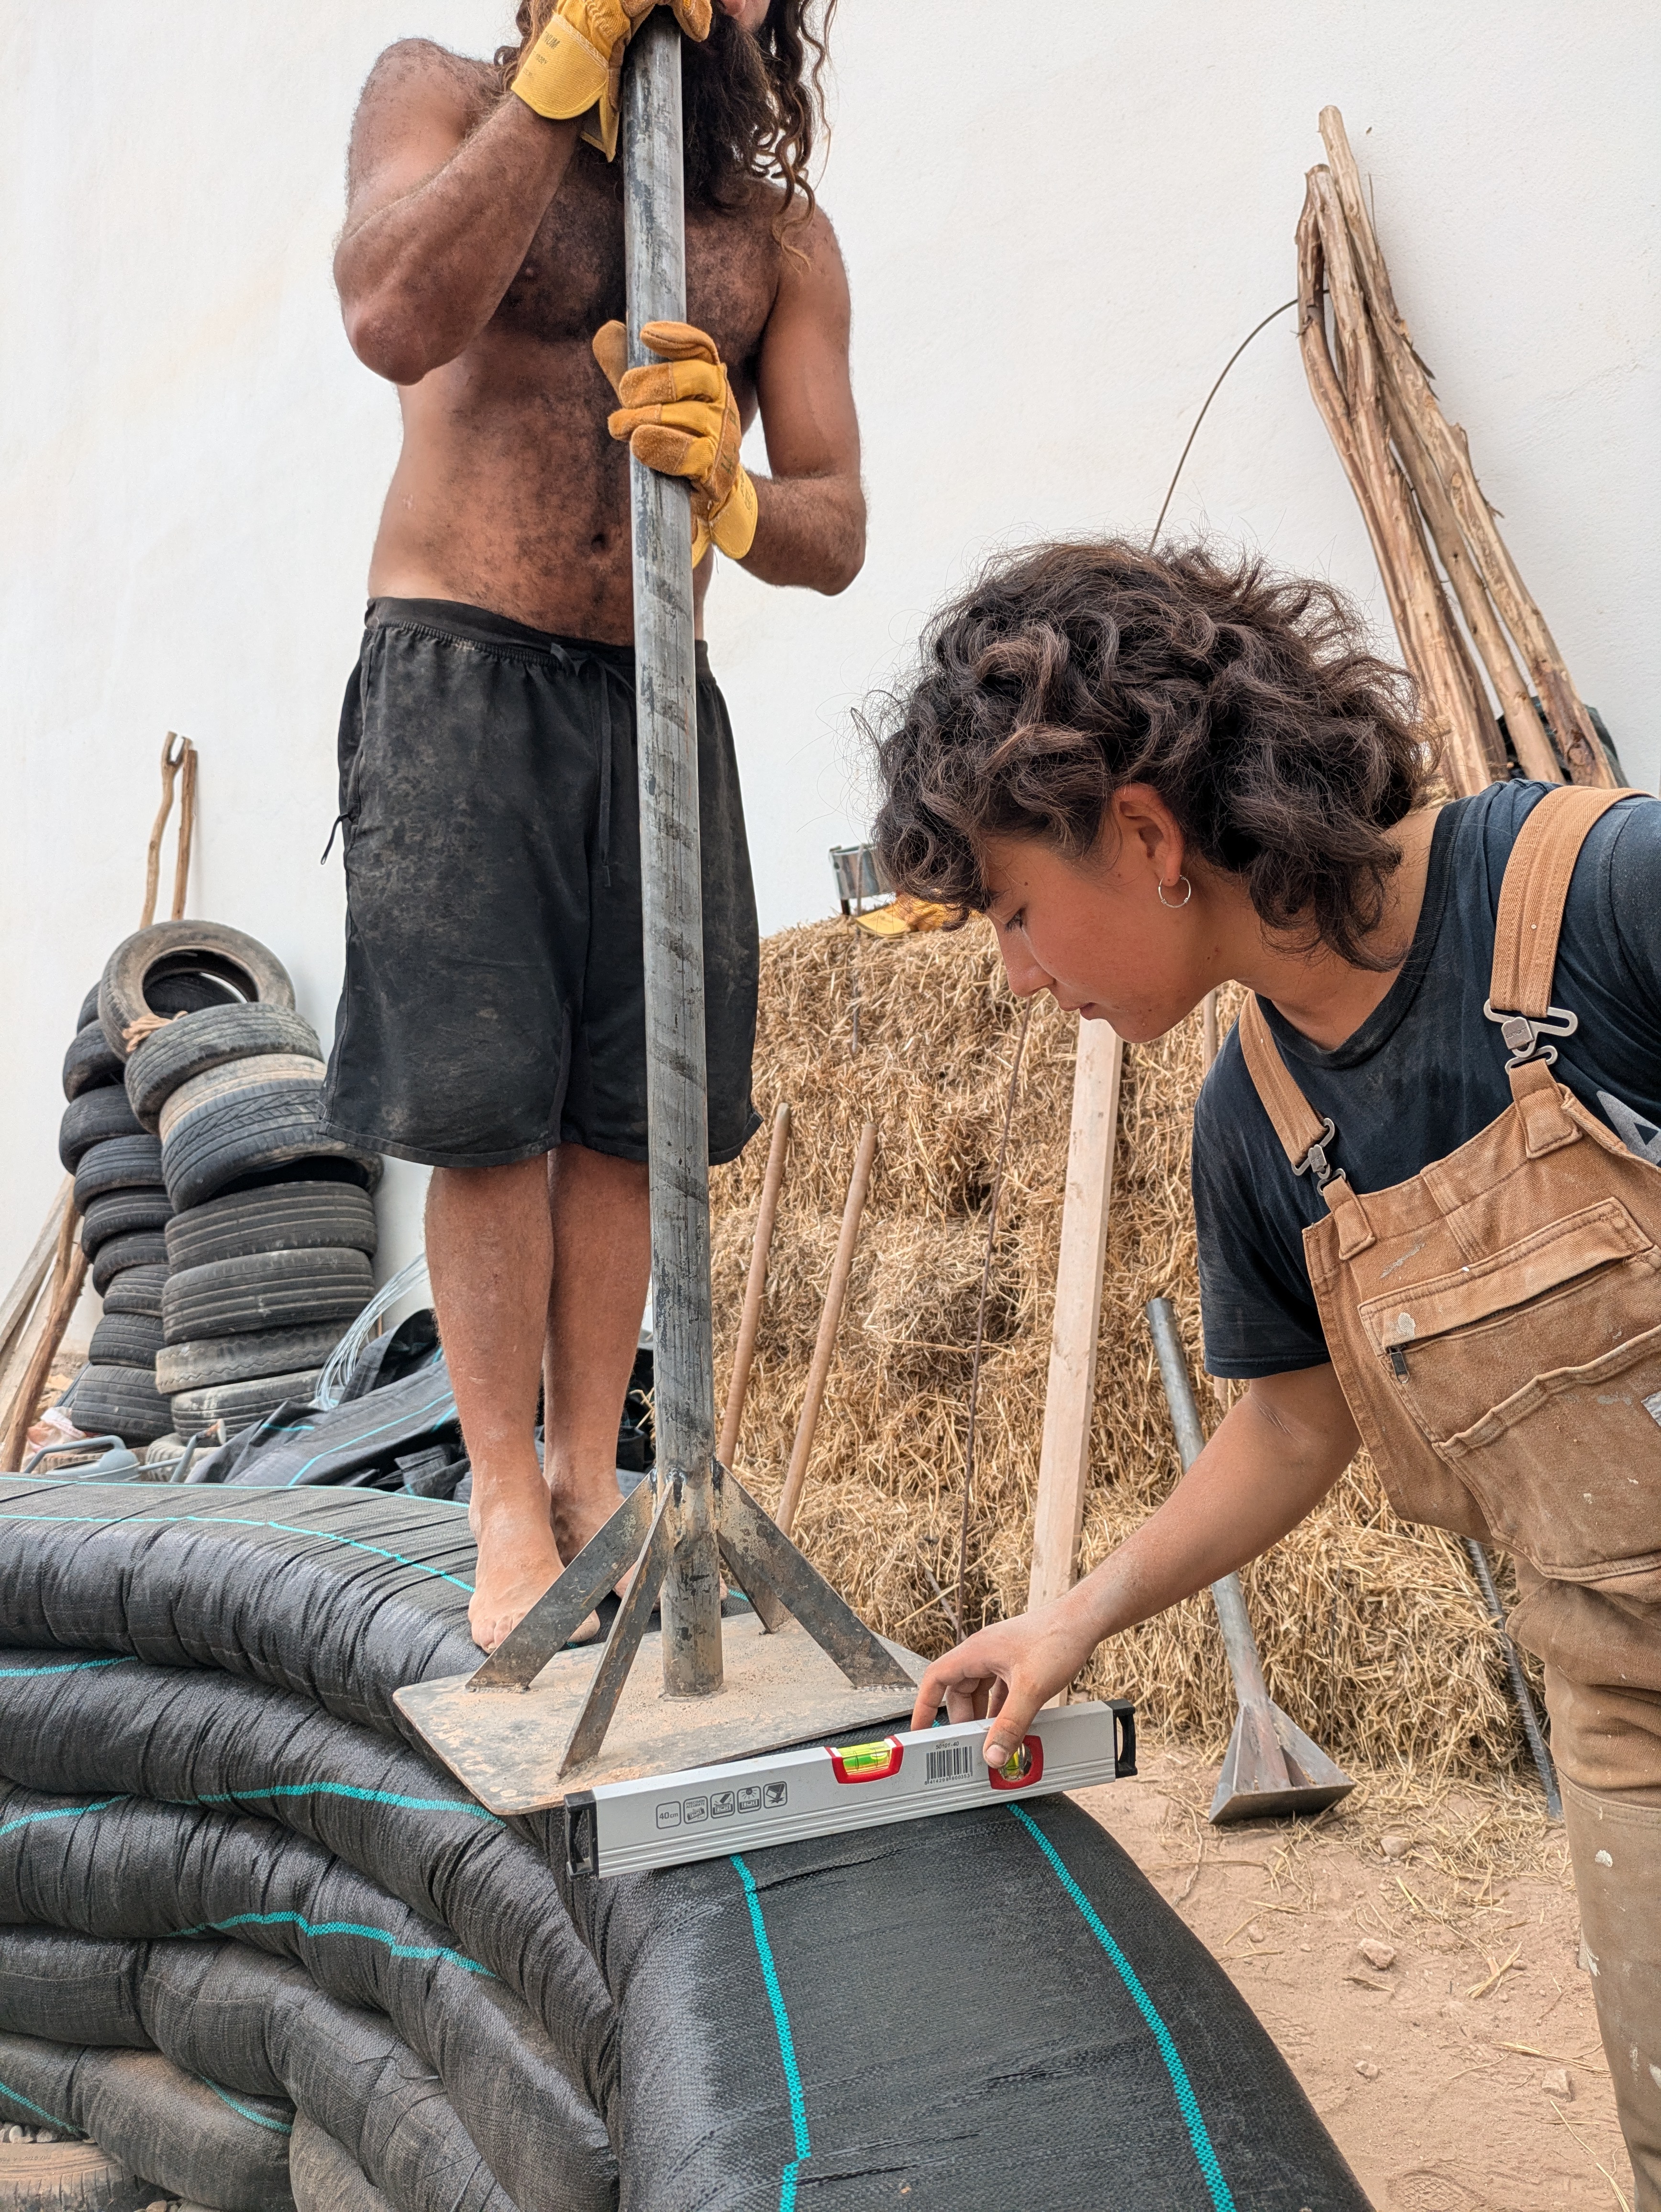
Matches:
[2,2,1655,1299]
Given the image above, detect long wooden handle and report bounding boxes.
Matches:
[142,733,186,930]
[775,1121,878,1537]
[717,1102,791,1470]
[1,1235,89,1472]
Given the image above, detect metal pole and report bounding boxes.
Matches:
[1465,1538,1562,1820]
[1145,1298,1270,1705]
[623,16,722,1698]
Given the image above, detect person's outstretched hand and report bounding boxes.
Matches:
[910,1596,1101,1769]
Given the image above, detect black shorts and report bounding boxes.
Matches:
[319,598,761,1171]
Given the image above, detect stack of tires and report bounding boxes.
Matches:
[62,971,233,1447]
[108,920,383,1440]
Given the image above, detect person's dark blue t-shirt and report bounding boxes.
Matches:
[1193,782,1661,1378]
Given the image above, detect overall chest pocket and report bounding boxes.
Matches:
[1358,1200,1661,1588]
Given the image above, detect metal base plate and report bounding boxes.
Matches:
[395,1613,927,1814]
[1207,1699,1354,1825]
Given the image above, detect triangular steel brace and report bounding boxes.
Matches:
[465,1462,913,1776]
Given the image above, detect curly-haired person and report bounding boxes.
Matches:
[876,540,1661,2205]
[322,1,858,1651]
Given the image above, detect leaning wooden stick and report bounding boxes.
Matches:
[171,738,198,920]
[142,734,187,930]
[1028,1018,1123,1611]
[1,1225,89,1472]
[1317,106,1609,786]
[0,1177,69,1378]
[716,1100,792,1470]
[775,1120,878,1538]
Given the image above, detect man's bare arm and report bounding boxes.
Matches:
[910,1363,1361,1762]
[741,210,865,595]
[335,42,581,386]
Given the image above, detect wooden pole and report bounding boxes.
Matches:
[1027,1018,1124,1610]
[717,1102,791,1471]
[171,739,198,919]
[1299,171,1502,794]
[775,1122,878,1539]
[1,1230,88,1473]
[141,735,187,930]
[0,1178,70,1377]
[622,15,723,1696]
[1317,107,1610,787]
[1378,377,1561,784]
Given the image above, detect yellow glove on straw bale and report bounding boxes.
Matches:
[592,318,759,562]
[855,892,956,938]
[512,0,710,161]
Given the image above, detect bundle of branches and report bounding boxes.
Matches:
[712,919,1527,1781]
[1298,106,1613,795]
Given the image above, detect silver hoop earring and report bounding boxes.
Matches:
[1157,875,1193,910]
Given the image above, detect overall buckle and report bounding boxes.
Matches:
[1483,999,1578,1070]
[1292,1117,1338,1188]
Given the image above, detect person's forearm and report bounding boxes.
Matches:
[337,99,579,385]
[740,472,866,594]
[1062,1380,1354,1644]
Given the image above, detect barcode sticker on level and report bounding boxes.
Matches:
[924,1741,977,1785]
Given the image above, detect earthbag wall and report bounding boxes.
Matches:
[0,1933,513,2212]
[563,1791,1373,2212]
[0,2029,295,2212]
[289,2112,397,2212]
[0,1484,1371,2210]
[0,1480,478,1741]
[0,1784,614,2212]
[0,1648,616,2117]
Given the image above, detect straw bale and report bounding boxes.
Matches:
[711,917,1526,1782]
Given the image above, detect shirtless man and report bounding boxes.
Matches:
[320,0,862,1648]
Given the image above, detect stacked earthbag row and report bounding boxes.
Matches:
[0,1478,1371,2212]
[107,922,383,1439]
[62,970,240,1446]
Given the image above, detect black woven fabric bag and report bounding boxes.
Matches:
[0,2030,294,2212]
[0,1649,613,2114]
[0,1785,614,2212]
[0,1936,516,2212]
[0,1480,477,1742]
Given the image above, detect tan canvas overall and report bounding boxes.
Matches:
[1237,785,1661,2200]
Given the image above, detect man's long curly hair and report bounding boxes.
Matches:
[497,2,834,234]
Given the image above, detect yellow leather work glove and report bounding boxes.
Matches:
[592,319,759,563]
[511,0,711,162]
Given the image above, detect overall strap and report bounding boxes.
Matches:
[1237,996,1373,1250]
[1238,996,1336,1183]
[1488,785,1636,1025]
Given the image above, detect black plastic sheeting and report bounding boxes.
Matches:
[0,1939,509,2212]
[0,1482,1370,2210]
[195,1350,464,1494]
[0,2030,294,2212]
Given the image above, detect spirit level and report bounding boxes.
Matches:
[565,1698,1135,1877]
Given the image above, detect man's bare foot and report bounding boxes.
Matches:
[468,1479,600,1653]
[548,1477,726,1611]
[549,1479,631,1597]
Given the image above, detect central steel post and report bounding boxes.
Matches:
[623,17,723,1698]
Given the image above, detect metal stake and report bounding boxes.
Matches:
[624,11,721,1699]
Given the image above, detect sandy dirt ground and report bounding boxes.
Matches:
[1074,1747,1635,2212]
